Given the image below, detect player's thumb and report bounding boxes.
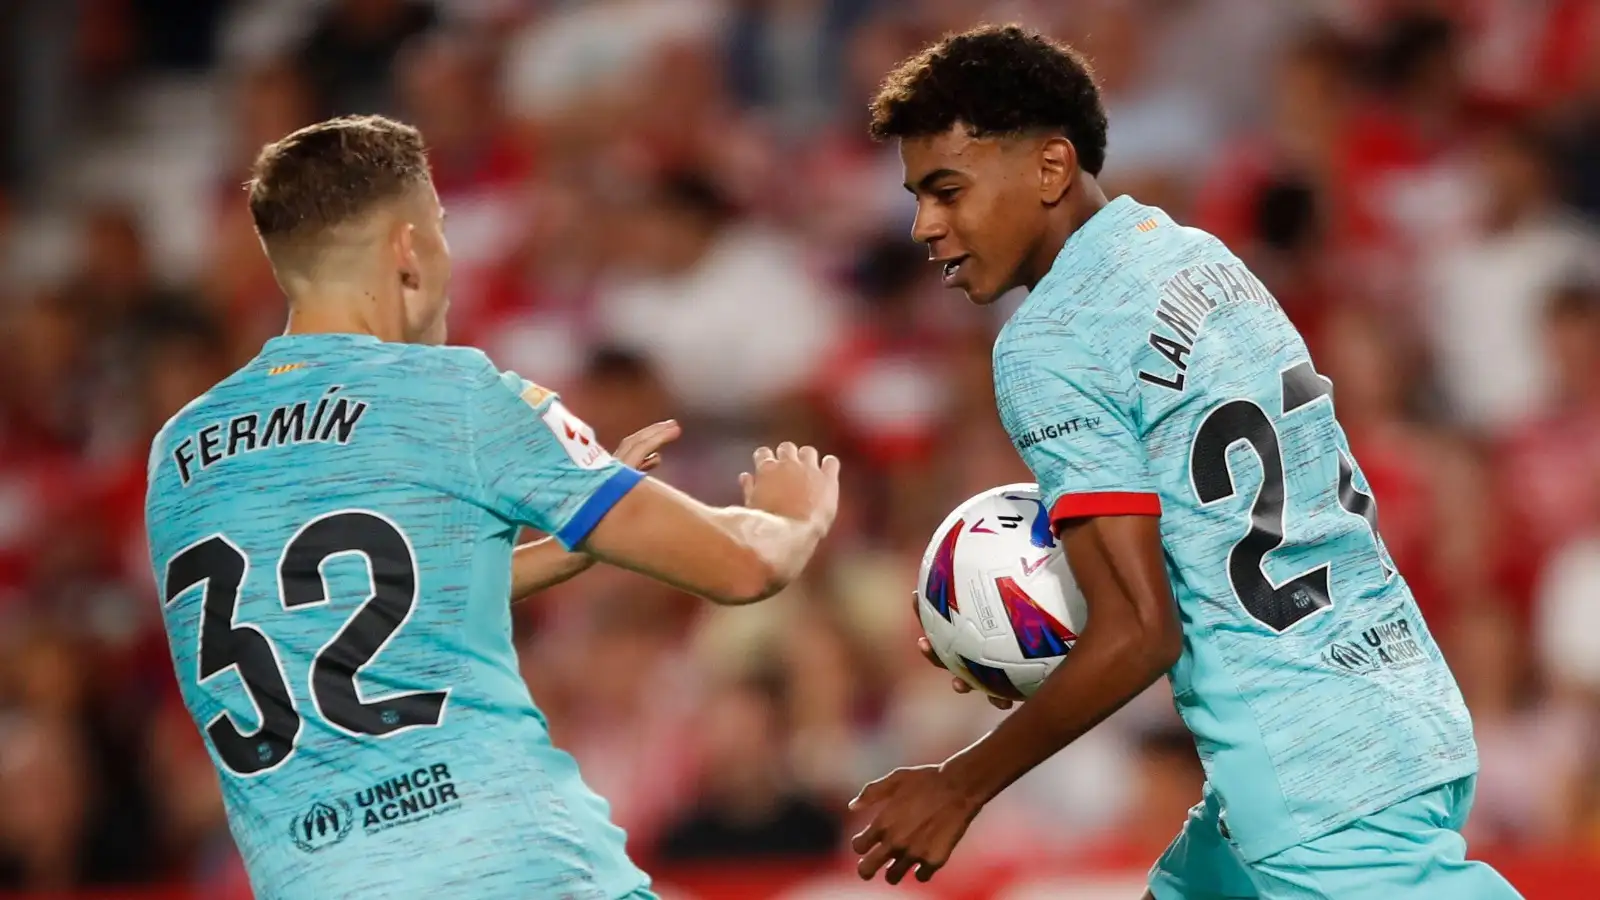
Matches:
[739,471,754,505]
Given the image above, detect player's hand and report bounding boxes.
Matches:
[613,420,681,472]
[739,442,840,532]
[849,765,982,884]
[913,595,1014,710]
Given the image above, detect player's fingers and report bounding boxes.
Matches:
[917,636,948,670]
[752,446,775,468]
[637,452,662,472]
[849,819,884,854]
[856,841,897,881]
[915,861,942,883]
[776,441,799,461]
[621,422,679,464]
[884,855,918,886]
[639,419,681,448]
[951,677,972,693]
[739,472,753,503]
[799,444,819,467]
[989,696,1014,710]
[821,454,840,479]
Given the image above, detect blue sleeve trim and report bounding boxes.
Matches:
[553,466,645,550]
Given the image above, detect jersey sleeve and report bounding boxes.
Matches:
[994,325,1161,526]
[468,367,643,549]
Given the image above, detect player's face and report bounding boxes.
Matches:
[900,128,1050,305]
[399,184,452,345]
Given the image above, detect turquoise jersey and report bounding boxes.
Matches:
[993,196,1476,862]
[146,334,649,899]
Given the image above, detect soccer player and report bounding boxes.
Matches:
[848,26,1521,900]
[144,115,839,900]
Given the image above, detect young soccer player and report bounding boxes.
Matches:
[144,115,839,900]
[848,25,1521,899]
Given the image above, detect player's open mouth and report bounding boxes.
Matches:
[938,255,969,285]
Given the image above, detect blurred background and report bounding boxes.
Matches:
[2,0,1600,897]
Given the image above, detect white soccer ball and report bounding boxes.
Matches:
[915,483,1088,700]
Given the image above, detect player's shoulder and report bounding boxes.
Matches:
[383,343,498,384]
[1047,195,1227,299]
[996,269,1138,376]
[399,345,543,391]
[358,344,555,414]
[147,364,253,484]
[1000,197,1235,365]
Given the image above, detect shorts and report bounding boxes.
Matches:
[1148,777,1523,900]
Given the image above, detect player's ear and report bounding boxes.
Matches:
[1038,137,1077,205]
[394,221,421,291]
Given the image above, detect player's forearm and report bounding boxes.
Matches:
[508,537,595,601]
[941,620,1177,806]
[580,478,829,606]
[702,505,826,604]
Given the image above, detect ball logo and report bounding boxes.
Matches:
[1003,494,1058,549]
[290,798,354,853]
[996,576,1076,659]
[924,520,962,621]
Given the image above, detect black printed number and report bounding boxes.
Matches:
[164,512,446,776]
[166,536,300,774]
[1189,362,1387,632]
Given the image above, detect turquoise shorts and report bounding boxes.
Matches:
[1148,777,1523,900]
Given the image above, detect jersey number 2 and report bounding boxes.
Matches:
[163,511,448,776]
[1189,362,1389,633]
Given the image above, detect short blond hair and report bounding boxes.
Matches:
[247,115,430,246]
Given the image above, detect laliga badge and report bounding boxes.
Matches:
[541,400,611,469]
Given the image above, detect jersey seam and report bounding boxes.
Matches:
[464,364,490,503]
[1102,261,1161,436]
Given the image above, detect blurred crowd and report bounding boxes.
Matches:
[2,0,1600,892]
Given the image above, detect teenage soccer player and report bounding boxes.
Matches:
[144,115,839,900]
[848,25,1521,899]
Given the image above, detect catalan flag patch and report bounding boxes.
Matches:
[267,363,304,376]
[1136,219,1160,233]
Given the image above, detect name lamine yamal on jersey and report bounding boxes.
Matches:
[1137,262,1283,394]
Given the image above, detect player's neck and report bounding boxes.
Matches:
[1022,178,1108,292]
[283,289,407,343]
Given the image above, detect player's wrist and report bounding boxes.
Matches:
[801,510,831,542]
[937,744,1003,812]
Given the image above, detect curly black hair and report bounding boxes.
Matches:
[869,24,1108,176]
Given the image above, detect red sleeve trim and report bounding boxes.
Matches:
[1051,491,1162,522]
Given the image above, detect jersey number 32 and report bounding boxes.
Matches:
[163,510,448,776]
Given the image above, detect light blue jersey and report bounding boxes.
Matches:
[993,196,1477,862]
[146,333,651,900]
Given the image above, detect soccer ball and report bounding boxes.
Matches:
[915,483,1088,701]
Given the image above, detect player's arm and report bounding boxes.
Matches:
[470,365,837,606]
[869,518,1180,877]
[508,538,592,600]
[508,420,682,601]
[853,335,1176,884]
[578,446,838,605]
[939,512,1179,798]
